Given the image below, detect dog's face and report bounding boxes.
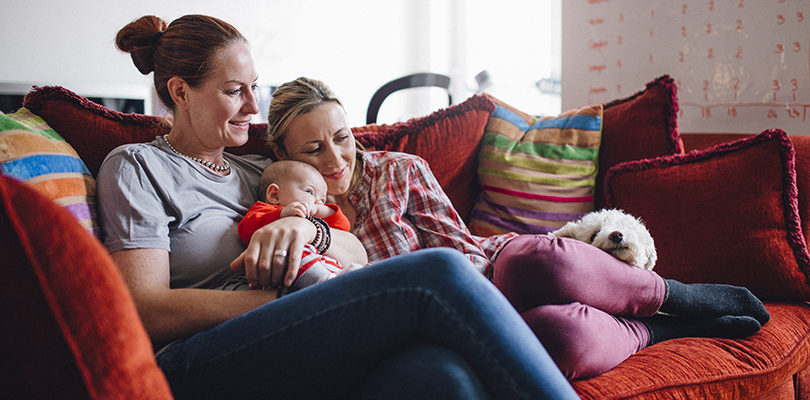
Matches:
[548,209,657,270]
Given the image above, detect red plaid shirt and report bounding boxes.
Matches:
[349,151,517,274]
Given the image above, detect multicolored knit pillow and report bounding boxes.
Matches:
[469,96,602,236]
[0,108,98,238]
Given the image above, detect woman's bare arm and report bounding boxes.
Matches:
[112,248,277,344]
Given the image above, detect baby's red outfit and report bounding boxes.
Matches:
[238,202,352,288]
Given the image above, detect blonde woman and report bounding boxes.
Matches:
[257,76,770,380]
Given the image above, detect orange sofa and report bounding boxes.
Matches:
[3,76,810,399]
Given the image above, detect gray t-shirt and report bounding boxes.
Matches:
[97,136,272,290]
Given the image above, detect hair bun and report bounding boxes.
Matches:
[115,16,168,75]
[150,30,164,45]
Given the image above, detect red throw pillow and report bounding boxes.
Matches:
[352,94,496,222]
[605,129,810,300]
[22,86,168,177]
[789,136,810,259]
[22,86,273,176]
[596,75,684,209]
[0,175,172,398]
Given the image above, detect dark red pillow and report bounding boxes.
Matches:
[605,129,810,300]
[352,94,496,222]
[596,75,684,209]
[789,136,810,259]
[22,86,273,176]
[0,174,172,398]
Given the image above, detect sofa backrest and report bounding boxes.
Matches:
[22,86,496,223]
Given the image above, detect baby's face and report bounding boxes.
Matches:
[276,167,328,207]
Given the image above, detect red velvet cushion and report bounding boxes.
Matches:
[596,75,684,209]
[0,175,172,399]
[21,86,274,177]
[789,136,810,273]
[352,94,496,222]
[605,129,810,300]
[684,134,810,272]
[22,86,168,177]
[573,302,810,398]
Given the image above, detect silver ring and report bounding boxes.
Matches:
[274,249,288,258]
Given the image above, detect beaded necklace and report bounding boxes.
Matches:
[163,135,230,172]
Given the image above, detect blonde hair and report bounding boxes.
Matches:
[266,77,340,148]
[266,77,364,155]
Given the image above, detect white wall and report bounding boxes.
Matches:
[0,0,561,124]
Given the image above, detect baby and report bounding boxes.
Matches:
[238,159,361,292]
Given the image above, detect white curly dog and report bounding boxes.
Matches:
[548,209,657,270]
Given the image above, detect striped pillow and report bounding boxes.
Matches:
[469,98,602,236]
[0,108,98,238]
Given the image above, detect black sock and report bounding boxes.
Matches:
[642,314,762,345]
[659,279,770,324]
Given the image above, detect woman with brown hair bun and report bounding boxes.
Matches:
[98,14,580,400]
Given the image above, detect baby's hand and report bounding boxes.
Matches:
[312,204,337,218]
[280,202,309,218]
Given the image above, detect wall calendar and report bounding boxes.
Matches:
[562,0,810,134]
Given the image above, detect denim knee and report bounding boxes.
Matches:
[395,248,479,287]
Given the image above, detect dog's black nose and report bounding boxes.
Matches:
[609,231,623,244]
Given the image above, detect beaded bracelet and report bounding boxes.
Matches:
[305,215,332,255]
[310,219,323,250]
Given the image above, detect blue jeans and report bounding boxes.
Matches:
[156,248,579,400]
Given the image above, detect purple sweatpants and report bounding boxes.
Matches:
[492,234,667,380]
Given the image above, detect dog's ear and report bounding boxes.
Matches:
[643,241,657,270]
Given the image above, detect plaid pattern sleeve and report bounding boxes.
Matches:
[351,151,502,273]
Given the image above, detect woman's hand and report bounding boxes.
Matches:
[231,216,315,289]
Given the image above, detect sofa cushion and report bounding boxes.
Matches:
[596,75,684,208]
[22,87,278,177]
[0,108,99,237]
[351,94,496,222]
[683,133,810,289]
[605,129,810,300]
[22,86,171,177]
[787,136,810,275]
[0,174,172,399]
[573,302,810,398]
[468,98,602,236]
